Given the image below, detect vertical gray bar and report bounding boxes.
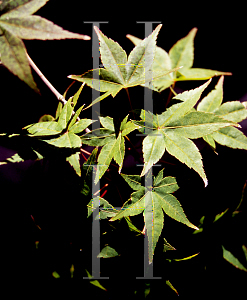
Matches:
[84,21,108,130]
[83,21,109,280]
[136,21,162,280]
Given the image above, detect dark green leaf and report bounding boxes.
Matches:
[0,0,90,91]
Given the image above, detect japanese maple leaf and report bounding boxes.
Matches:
[0,0,90,92]
[26,98,94,176]
[197,76,247,151]
[68,24,181,110]
[81,114,139,183]
[137,80,238,186]
[110,169,199,264]
[127,27,231,92]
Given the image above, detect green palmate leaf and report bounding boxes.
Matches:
[140,80,234,185]
[110,170,198,263]
[222,245,247,272]
[127,28,231,92]
[68,24,181,109]
[0,0,90,91]
[197,76,247,150]
[26,100,94,176]
[126,33,173,92]
[26,99,73,135]
[92,116,138,184]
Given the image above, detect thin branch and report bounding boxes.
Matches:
[27,53,67,105]
[27,53,91,133]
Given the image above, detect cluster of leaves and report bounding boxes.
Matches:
[1,0,247,294]
[20,24,247,265]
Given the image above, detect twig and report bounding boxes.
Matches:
[27,53,90,132]
[27,53,67,105]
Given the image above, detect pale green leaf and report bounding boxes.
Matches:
[141,130,166,176]
[222,245,247,271]
[57,99,73,129]
[97,246,118,258]
[67,104,85,130]
[121,173,142,190]
[45,131,81,148]
[66,152,81,176]
[197,76,224,112]
[71,82,85,108]
[214,101,247,123]
[163,130,207,186]
[87,196,116,220]
[95,137,118,183]
[94,25,127,84]
[126,33,174,92]
[99,116,115,131]
[154,192,198,230]
[162,79,211,126]
[111,172,197,263]
[27,121,63,136]
[154,176,179,194]
[69,25,180,105]
[144,191,164,263]
[211,126,247,149]
[177,68,231,80]
[167,111,235,139]
[113,133,125,173]
[169,27,197,69]
[203,134,216,149]
[81,129,115,146]
[69,119,95,134]
[69,68,122,95]
[125,24,162,85]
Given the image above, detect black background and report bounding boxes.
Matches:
[1,1,247,297]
